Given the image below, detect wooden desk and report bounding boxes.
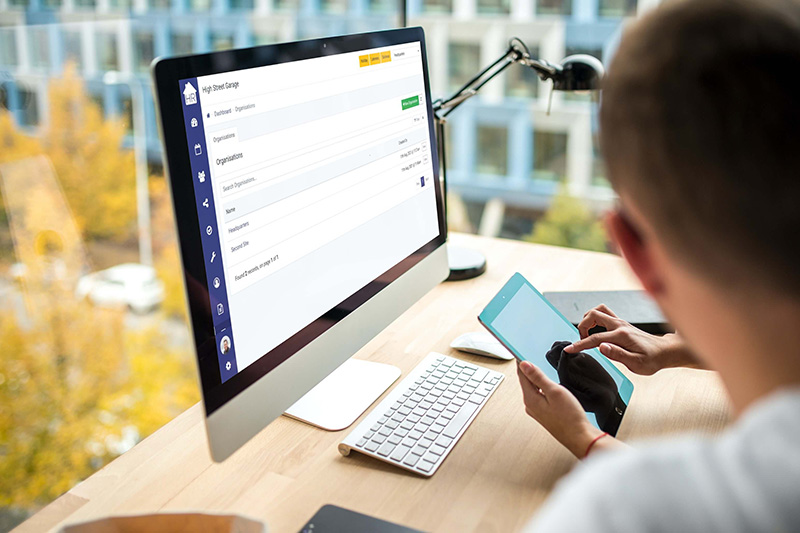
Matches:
[18,234,732,533]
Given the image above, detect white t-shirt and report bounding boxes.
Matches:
[527,388,800,533]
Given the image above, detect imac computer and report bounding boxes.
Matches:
[152,28,448,461]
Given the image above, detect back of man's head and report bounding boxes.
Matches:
[601,0,800,297]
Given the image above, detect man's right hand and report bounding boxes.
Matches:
[564,304,705,375]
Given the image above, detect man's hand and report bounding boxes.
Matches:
[517,361,608,458]
[565,304,703,375]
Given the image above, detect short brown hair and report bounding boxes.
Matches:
[600,0,800,296]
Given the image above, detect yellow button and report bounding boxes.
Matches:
[381,51,392,63]
[369,53,381,65]
[359,55,369,67]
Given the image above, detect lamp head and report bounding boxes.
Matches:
[552,54,604,92]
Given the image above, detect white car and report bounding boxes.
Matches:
[76,263,165,314]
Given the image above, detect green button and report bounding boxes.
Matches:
[401,96,420,110]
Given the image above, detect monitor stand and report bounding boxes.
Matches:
[284,358,401,431]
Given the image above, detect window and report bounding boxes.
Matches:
[230,0,254,8]
[478,0,510,15]
[591,133,610,186]
[368,0,393,13]
[120,94,134,136]
[274,0,299,10]
[9,0,30,7]
[210,32,235,51]
[149,0,170,8]
[537,0,571,16]
[0,28,18,67]
[96,32,119,71]
[448,42,481,92]
[421,0,452,14]
[476,125,508,176]
[18,86,39,127]
[253,33,277,46]
[29,27,50,70]
[190,0,211,10]
[320,0,347,13]
[134,32,155,73]
[505,45,540,99]
[75,0,98,8]
[108,0,133,8]
[532,130,567,181]
[171,33,193,56]
[63,30,83,70]
[599,0,636,17]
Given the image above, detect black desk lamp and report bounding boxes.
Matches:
[433,38,604,281]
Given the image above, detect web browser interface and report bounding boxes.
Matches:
[179,42,439,383]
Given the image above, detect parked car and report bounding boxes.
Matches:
[76,263,165,314]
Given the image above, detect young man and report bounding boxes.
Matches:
[517,0,800,530]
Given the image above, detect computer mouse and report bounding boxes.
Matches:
[450,332,515,361]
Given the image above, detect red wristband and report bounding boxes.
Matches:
[584,432,609,459]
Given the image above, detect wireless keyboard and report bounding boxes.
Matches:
[339,352,504,476]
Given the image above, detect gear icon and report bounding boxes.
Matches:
[225,361,231,371]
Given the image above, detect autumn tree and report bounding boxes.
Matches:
[526,189,608,252]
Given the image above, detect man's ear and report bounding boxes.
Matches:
[605,211,665,297]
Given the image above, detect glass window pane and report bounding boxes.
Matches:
[171,33,193,56]
[63,30,83,70]
[210,32,234,51]
[75,0,98,8]
[368,0,393,13]
[0,28,19,67]
[96,32,119,71]
[320,0,347,13]
[478,0,510,15]
[149,0,170,8]
[476,126,508,176]
[190,0,211,10]
[19,86,39,126]
[134,32,155,73]
[421,0,452,14]
[448,42,481,92]
[9,0,30,7]
[532,130,568,181]
[599,0,636,17]
[274,0,300,11]
[537,0,571,16]
[230,0,254,8]
[505,45,539,99]
[29,27,50,69]
[120,94,134,136]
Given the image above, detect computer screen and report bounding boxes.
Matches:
[176,38,441,389]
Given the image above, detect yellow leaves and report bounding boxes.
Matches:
[526,188,608,252]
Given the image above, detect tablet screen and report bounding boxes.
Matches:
[480,273,633,435]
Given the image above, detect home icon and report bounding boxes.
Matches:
[183,82,197,106]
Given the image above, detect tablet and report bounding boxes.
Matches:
[478,273,633,436]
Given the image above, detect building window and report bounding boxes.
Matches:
[477,0,510,15]
[108,0,133,8]
[96,33,119,71]
[591,133,610,186]
[274,0,300,11]
[421,0,452,14]
[42,0,63,7]
[120,95,134,136]
[505,45,539,99]
[537,0,571,16]
[9,0,30,7]
[320,0,347,13]
[476,125,508,176]
[190,0,212,9]
[210,32,235,51]
[149,0,170,8]
[368,0,393,13]
[171,33,193,56]
[134,32,155,73]
[75,0,98,8]
[0,29,18,67]
[448,42,481,92]
[19,87,39,127]
[230,0,255,8]
[599,0,636,17]
[29,27,50,70]
[63,30,83,70]
[532,130,567,181]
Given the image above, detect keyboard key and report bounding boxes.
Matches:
[404,453,422,467]
[365,441,380,452]
[386,420,399,430]
[395,428,409,438]
[419,437,434,449]
[443,402,479,439]
[411,407,426,417]
[398,406,412,416]
[446,404,459,414]
[401,437,418,448]
[469,394,485,405]
[407,414,421,423]
[391,412,405,422]
[378,417,388,424]
[420,400,433,410]
[378,426,392,436]
[410,393,425,403]
[456,392,469,400]
[452,398,466,407]
[474,389,488,398]
[391,445,413,462]
[423,429,438,441]
[421,415,436,426]
[430,444,447,456]
[411,444,427,456]
[388,434,402,445]
[391,401,403,410]
[409,429,424,440]
[422,451,440,464]
[440,411,454,420]
[443,391,456,400]
[364,431,374,439]
[371,423,381,432]
[372,433,387,444]
[418,460,436,473]
[357,438,367,447]
[436,435,453,447]
[472,368,489,382]
[454,378,467,387]
[400,420,414,430]
[377,441,397,457]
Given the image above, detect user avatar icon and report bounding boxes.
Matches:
[213,277,220,289]
[220,335,231,355]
